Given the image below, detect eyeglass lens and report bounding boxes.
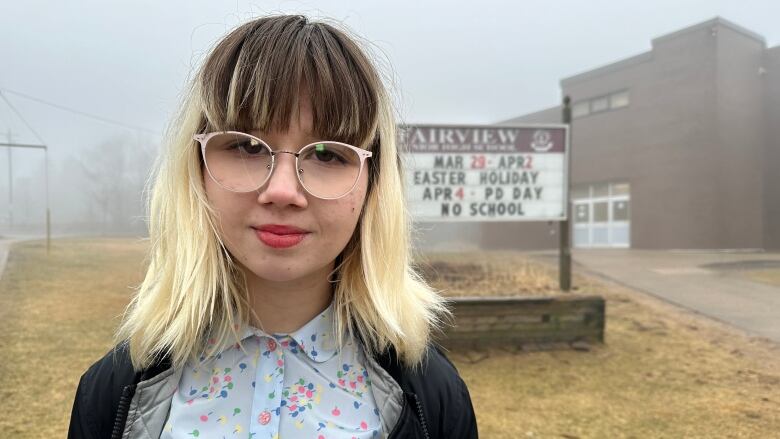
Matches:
[202,132,364,199]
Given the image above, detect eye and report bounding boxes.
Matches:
[303,143,349,164]
[228,141,267,156]
[299,142,359,167]
[314,148,345,163]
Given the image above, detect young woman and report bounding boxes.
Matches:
[68,15,477,439]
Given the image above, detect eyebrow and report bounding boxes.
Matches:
[248,133,330,152]
[250,130,324,142]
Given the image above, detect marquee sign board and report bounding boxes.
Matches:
[401,124,569,222]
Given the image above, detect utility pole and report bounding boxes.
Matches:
[0,90,51,253]
[0,137,50,254]
[5,129,13,230]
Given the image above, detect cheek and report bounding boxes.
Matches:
[325,196,362,225]
[349,173,370,215]
[204,177,225,216]
[323,190,367,239]
[346,187,368,220]
[346,189,369,236]
[204,174,245,229]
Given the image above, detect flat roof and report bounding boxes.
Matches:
[561,16,766,87]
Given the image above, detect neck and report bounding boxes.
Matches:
[243,263,335,334]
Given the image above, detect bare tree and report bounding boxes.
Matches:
[75,135,157,235]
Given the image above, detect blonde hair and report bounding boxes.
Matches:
[115,15,450,371]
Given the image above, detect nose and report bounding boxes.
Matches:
[256,151,309,207]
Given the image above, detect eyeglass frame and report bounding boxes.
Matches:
[193,130,373,200]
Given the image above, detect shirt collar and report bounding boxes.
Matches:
[239,299,339,363]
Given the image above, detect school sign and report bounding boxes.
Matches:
[401,124,569,222]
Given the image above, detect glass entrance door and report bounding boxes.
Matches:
[572,183,630,248]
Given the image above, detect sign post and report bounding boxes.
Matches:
[402,122,571,290]
[559,96,572,291]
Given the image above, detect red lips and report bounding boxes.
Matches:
[253,224,309,248]
[255,224,309,234]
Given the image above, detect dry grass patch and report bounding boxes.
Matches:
[415,250,560,296]
[423,252,780,438]
[0,242,779,438]
[0,237,147,437]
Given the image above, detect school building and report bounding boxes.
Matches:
[416,17,780,251]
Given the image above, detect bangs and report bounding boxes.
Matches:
[198,15,380,148]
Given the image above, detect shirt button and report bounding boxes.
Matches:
[258,410,271,425]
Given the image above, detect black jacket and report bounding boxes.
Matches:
[68,341,478,438]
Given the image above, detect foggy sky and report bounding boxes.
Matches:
[0,0,778,175]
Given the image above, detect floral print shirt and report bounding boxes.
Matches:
[161,300,382,438]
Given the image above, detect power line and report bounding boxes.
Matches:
[0,90,47,147]
[0,87,161,136]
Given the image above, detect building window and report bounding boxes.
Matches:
[593,202,609,222]
[612,200,630,221]
[590,96,609,113]
[575,204,589,223]
[572,101,590,118]
[610,90,630,109]
[611,182,630,195]
[571,89,630,119]
[592,182,609,198]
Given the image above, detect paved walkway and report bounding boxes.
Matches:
[0,238,17,280]
[532,249,780,344]
[0,235,41,281]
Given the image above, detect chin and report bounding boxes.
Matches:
[246,265,307,283]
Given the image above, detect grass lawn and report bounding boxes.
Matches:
[0,238,779,438]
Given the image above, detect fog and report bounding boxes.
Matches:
[0,0,777,237]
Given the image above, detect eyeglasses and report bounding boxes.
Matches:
[194,131,372,200]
